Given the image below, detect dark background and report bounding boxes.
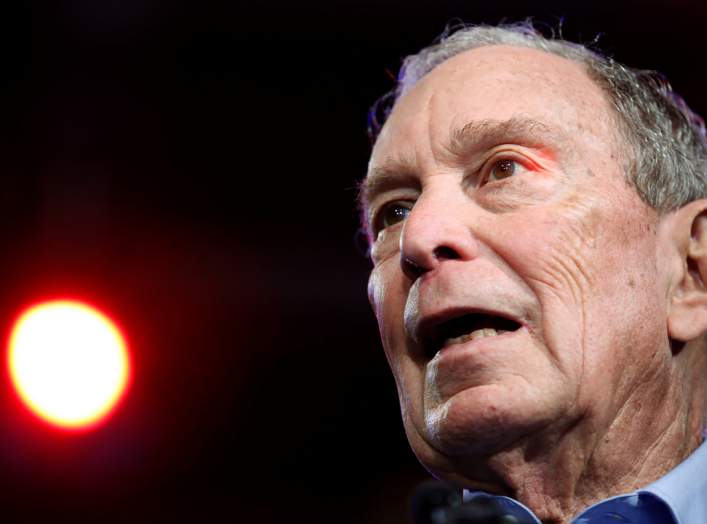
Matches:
[0,1,704,522]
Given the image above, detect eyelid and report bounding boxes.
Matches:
[477,149,540,185]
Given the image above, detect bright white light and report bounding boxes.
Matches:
[7,300,130,430]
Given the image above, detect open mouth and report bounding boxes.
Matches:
[423,312,522,359]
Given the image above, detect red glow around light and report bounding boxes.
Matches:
[7,299,131,431]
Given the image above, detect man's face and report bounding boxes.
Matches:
[363,46,673,482]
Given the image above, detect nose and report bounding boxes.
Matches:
[399,193,479,281]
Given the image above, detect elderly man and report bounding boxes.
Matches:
[359,23,707,524]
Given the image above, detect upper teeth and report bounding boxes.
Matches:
[445,328,507,346]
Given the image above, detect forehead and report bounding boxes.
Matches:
[368,45,617,173]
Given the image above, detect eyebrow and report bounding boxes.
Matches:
[357,117,568,222]
[448,117,567,159]
[357,167,419,212]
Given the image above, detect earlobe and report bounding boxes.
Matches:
[667,201,707,343]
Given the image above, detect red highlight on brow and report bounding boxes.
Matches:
[535,147,557,163]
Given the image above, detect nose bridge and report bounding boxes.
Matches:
[399,183,478,278]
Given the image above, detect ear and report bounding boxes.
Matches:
[667,200,707,342]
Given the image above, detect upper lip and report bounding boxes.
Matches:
[409,307,524,358]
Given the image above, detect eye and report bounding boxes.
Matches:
[373,200,413,236]
[482,157,527,184]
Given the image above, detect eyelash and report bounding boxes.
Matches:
[371,200,414,239]
[478,154,529,185]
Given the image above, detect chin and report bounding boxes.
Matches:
[420,382,563,457]
[403,416,508,494]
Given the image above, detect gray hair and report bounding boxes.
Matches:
[368,22,707,212]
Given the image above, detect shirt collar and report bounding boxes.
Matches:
[639,434,707,524]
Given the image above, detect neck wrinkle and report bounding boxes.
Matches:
[476,354,705,524]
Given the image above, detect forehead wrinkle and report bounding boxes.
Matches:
[425,90,446,166]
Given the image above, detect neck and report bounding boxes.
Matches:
[460,343,706,524]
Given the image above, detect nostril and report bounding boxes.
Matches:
[401,246,461,281]
[401,256,427,281]
[433,246,460,260]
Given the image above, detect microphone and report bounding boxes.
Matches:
[410,480,521,524]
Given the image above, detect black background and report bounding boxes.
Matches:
[0,1,704,523]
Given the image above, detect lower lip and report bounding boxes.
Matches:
[432,328,524,360]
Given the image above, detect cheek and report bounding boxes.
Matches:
[368,262,405,329]
[368,262,409,371]
[367,268,383,315]
[495,195,658,311]
[490,202,663,379]
[369,262,429,431]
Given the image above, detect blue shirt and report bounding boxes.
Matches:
[463,437,707,523]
